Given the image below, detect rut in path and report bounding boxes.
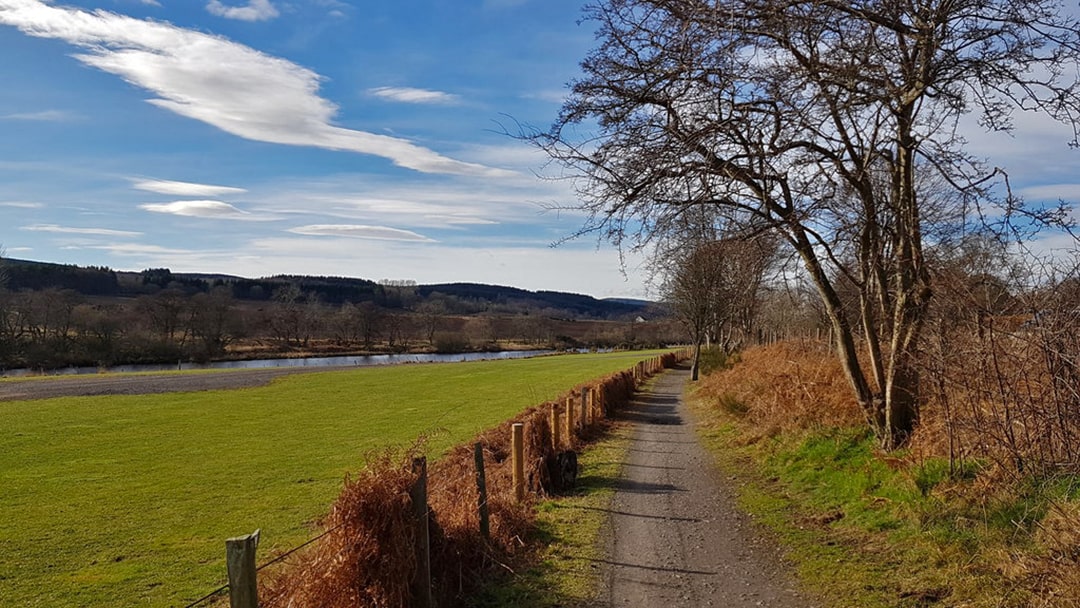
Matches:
[600,365,810,607]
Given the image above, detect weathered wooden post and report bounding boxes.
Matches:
[226,530,259,608]
[473,443,490,540]
[565,396,575,439]
[551,403,563,449]
[409,457,433,608]
[511,423,525,503]
[581,387,590,427]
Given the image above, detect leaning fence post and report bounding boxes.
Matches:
[473,443,490,540]
[226,530,259,608]
[512,423,525,503]
[409,457,433,608]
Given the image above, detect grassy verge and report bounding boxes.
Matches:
[0,350,665,607]
[470,420,635,607]
[690,371,1080,607]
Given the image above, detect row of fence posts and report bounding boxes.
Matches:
[215,353,678,608]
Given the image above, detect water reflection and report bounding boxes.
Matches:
[5,350,556,377]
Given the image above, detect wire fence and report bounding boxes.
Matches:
[177,350,686,608]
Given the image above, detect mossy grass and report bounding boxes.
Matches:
[691,395,1080,607]
[0,349,666,607]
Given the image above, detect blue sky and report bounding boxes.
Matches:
[0,0,653,298]
[1,2,1079,300]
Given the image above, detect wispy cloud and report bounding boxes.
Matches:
[140,200,261,219]
[1,109,78,121]
[0,1,512,177]
[368,87,462,105]
[0,201,44,208]
[287,224,435,242]
[132,178,247,197]
[21,223,142,237]
[1019,184,1080,202]
[206,0,278,22]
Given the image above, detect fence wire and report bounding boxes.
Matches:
[181,522,346,608]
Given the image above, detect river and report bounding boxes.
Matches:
[2,349,557,377]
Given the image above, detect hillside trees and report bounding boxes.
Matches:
[536,0,1080,448]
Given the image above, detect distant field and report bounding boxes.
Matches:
[0,350,665,607]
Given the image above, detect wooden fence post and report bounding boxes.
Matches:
[551,403,563,449]
[581,388,590,427]
[512,423,525,503]
[226,530,259,608]
[565,397,575,440]
[409,457,433,608]
[473,443,490,540]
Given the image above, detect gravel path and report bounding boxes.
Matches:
[601,366,810,607]
[0,366,340,402]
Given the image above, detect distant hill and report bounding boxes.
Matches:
[1,258,652,320]
[419,282,648,319]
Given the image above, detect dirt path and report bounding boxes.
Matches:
[601,365,809,607]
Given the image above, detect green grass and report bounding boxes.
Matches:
[691,406,1080,607]
[0,350,664,607]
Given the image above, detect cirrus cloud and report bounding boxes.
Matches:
[0,0,512,177]
[20,223,142,237]
[140,200,258,219]
[132,178,247,197]
[368,87,462,105]
[287,224,435,242]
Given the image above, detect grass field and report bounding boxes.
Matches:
[0,350,664,607]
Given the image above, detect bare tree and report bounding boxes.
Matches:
[535,0,1080,448]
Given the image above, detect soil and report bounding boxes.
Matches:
[601,365,811,607]
[0,366,337,402]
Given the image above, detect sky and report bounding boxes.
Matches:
[0,0,653,299]
[1,2,1079,301]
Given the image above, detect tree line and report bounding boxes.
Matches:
[0,280,677,371]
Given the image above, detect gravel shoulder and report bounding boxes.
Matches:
[0,366,339,402]
[601,365,810,607]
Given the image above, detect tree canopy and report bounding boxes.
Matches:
[537,0,1080,448]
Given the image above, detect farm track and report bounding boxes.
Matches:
[601,366,809,607]
[0,366,340,401]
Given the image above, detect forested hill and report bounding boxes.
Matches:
[418,283,646,318]
[0,258,649,320]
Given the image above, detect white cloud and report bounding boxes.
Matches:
[1,109,77,121]
[21,223,142,237]
[287,224,435,242]
[138,0,162,7]
[368,87,462,105]
[206,0,279,22]
[0,0,512,177]
[0,201,44,208]
[140,200,259,219]
[1019,184,1080,202]
[131,178,247,197]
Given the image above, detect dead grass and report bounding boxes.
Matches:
[695,341,864,439]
